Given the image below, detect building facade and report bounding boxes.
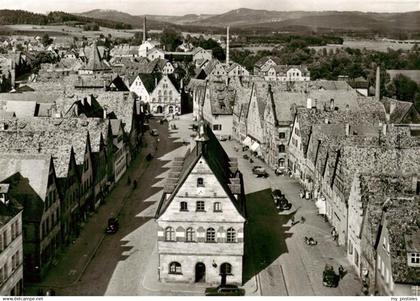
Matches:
[156,124,245,285]
[0,184,23,296]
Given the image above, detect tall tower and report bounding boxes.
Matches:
[375,66,380,100]
[143,16,147,42]
[226,26,230,67]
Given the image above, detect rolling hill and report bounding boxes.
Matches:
[187,8,420,32]
[0,9,133,29]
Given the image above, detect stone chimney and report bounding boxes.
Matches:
[103,106,108,119]
[306,98,312,109]
[375,66,381,100]
[226,26,230,67]
[10,59,15,89]
[143,16,147,42]
[345,123,351,136]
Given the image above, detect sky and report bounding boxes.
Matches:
[1,0,419,15]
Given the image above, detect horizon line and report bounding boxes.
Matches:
[2,7,420,17]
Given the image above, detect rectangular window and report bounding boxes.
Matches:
[279,132,286,139]
[410,253,420,265]
[213,202,222,212]
[3,231,7,249]
[180,202,188,212]
[213,124,222,131]
[196,201,205,212]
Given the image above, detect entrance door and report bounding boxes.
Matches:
[195,262,206,282]
[157,106,163,114]
[220,263,232,286]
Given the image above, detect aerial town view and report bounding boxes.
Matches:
[0,0,419,298]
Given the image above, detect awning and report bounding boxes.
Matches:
[315,198,326,215]
[242,136,252,147]
[250,142,260,152]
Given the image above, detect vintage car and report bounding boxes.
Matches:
[106,217,119,234]
[323,265,339,287]
[252,167,269,178]
[205,285,245,296]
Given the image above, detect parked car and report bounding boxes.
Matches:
[271,189,283,201]
[323,265,339,287]
[243,154,249,160]
[205,285,245,296]
[150,129,159,136]
[277,197,292,211]
[252,167,269,178]
[106,217,119,234]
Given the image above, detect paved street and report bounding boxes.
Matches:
[26,114,361,296]
[221,140,362,296]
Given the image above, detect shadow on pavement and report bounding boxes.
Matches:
[53,118,185,296]
[243,188,295,284]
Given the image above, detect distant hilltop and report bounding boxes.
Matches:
[1,8,419,34]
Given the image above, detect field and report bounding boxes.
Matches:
[0,24,137,39]
[309,39,416,53]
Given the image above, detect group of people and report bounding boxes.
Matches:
[299,189,312,200]
[331,227,339,241]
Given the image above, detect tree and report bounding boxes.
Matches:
[42,33,53,47]
[160,28,183,52]
[393,74,420,102]
[212,45,225,61]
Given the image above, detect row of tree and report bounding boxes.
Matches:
[0,9,132,30]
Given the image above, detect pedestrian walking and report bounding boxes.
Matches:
[299,189,304,199]
[338,265,345,279]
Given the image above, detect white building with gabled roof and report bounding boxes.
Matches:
[155,123,245,285]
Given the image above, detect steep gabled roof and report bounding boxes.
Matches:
[0,153,51,201]
[83,42,111,72]
[155,124,243,218]
[137,73,162,93]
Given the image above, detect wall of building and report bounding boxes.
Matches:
[0,212,23,296]
[159,253,242,285]
[157,156,245,285]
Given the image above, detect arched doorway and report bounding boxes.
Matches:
[195,262,206,283]
[157,106,163,114]
[220,263,232,286]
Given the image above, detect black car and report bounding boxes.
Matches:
[323,265,339,287]
[106,217,119,234]
[205,285,245,296]
[271,189,283,201]
[277,198,292,211]
[252,167,269,178]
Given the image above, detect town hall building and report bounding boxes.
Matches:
[155,121,245,285]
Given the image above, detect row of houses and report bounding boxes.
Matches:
[254,56,310,81]
[287,109,420,295]
[0,90,145,290]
